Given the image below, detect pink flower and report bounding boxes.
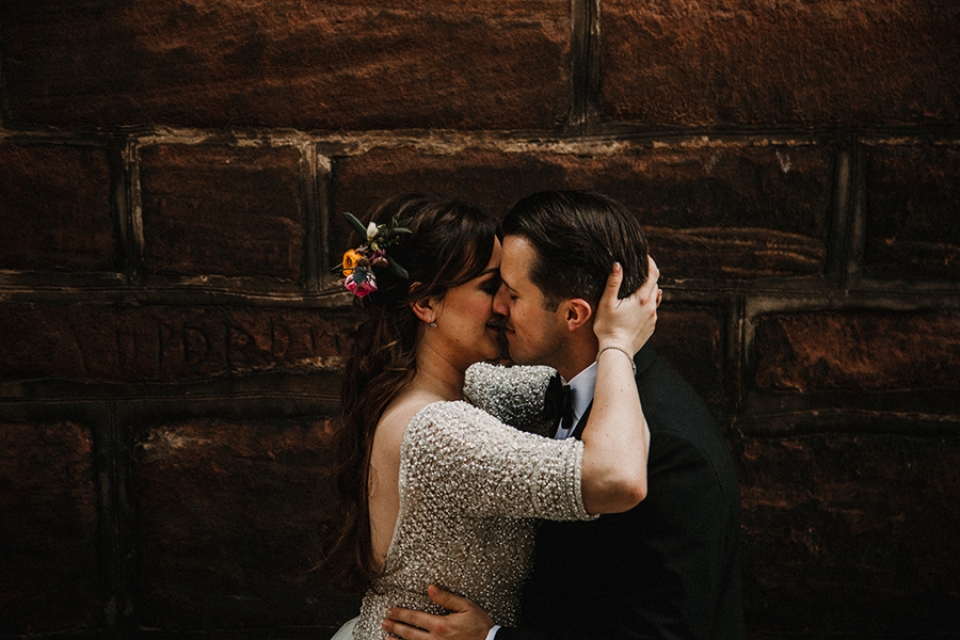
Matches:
[370,249,388,268]
[344,270,378,298]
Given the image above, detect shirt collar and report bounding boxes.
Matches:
[561,361,597,431]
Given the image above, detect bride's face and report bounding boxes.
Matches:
[429,238,503,369]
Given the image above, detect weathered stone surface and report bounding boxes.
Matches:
[332,144,831,279]
[739,433,960,635]
[140,144,304,279]
[0,1,569,130]
[601,0,960,128]
[0,142,115,272]
[132,418,356,628]
[863,144,960,281]
[0,304,358,382]
[751,310,960,392]
[0,421,98,634]
[650,306,726,414]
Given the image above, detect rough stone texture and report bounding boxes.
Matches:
[1,1,958,637]
[0,1,569,131]
[332,144,831,280]
[751,310,960,393]
[601,0,960,128]
[0,142,115,272]
[131,418,357,628]
[140,144,304,280]
[0,421,99,635]
[862,144,960,281]
[738,433,960,635]
[650,306,726,415]
[0,304,358,382]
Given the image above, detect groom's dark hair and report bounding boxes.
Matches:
[501,190,649,309]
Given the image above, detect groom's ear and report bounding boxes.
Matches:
[559,297,594,332]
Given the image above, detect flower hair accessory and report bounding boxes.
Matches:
[338,211,412,298]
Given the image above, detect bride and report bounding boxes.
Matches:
[321,193,659,639]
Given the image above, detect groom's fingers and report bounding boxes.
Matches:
[382,608,436,639]
[427,584,470,611]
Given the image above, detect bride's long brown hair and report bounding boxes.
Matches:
[319,193,498,592]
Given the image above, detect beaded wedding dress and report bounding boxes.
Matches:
[336,363,595,640]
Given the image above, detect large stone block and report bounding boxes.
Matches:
[0,1,569,130]
[0,304,357,382]
[601,0,960,128]
[331,144,831,279]
[140,144,304,280]
[131,418,356,628]
[862,144,960,281]
[0,142,115,272]
[0,421,99,634]
[739,433,960,635]
[751,310,960,393]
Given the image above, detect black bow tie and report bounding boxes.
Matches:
[543,373,575,437]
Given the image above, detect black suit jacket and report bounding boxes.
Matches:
[499,345,745,640]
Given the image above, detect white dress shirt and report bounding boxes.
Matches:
[553,362,598,440]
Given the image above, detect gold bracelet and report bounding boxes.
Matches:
[596,345,637,376]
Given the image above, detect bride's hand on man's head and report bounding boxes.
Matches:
[593,256,660,356]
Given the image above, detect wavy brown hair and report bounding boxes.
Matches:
[319,193,498,592]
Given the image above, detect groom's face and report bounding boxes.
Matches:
[493,235,567,369]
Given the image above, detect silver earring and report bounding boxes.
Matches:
[429,322,437,328]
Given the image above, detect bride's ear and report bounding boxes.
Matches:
[410,296,438,325]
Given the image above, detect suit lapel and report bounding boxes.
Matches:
[571,404,592,440]
[572,349,649,440]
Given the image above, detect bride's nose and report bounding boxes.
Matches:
[493,285,509,316]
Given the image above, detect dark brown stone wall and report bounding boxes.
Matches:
[140,144,306,280]
[0,1,569,130]
[1,1,958,639]
[132,418,339,628]
[0,142,115,272]
[601,0,960,128]
[0,421,99,635]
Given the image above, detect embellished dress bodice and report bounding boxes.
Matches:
[352,364,595,639]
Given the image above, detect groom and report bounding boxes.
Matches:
[383,190,745,640]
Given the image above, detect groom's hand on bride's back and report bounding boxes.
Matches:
[382,584,494,640]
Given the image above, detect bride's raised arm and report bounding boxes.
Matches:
[579,257,659,514]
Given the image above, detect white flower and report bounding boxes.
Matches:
[366,222,379,242]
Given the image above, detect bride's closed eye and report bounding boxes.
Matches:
[480,274,501,294]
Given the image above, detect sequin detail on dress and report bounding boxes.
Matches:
[352,365,595,639]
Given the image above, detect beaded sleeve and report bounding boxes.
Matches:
[464,362,555,434]
[401,400,593,520]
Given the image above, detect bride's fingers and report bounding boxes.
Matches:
[599,262,624,308]
[633,257,660,304]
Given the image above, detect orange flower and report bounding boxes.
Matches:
[342,249,364,275]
